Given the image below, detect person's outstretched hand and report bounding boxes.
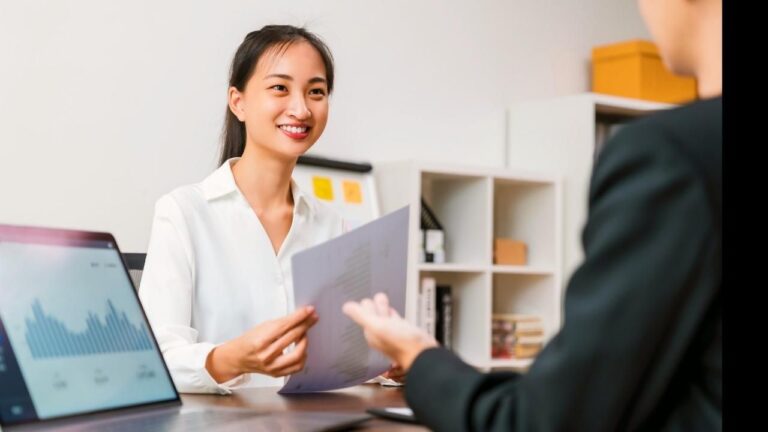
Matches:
[343,292,438,371]
[383,363,408,383]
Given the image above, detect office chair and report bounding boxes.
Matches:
[122,253,146,290]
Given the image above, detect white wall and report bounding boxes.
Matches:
[0,0,649,251]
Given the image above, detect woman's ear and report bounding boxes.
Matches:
[228,87,246,122]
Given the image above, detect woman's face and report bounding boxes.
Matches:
[230,40,329,160]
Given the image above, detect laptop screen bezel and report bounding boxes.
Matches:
[0,224,182,427]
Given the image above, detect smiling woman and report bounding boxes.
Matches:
[136,26,348,394]
[220,26,335,165]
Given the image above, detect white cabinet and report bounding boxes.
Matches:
[506,93,676,281]
[375,162,562,370]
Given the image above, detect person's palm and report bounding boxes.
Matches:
[343,293,438,371]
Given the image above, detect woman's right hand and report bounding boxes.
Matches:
[206,306,318,383]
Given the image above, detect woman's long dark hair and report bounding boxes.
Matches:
[219,25,335,165]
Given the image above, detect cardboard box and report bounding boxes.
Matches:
[494,238,527,265]
[592,39,697,104]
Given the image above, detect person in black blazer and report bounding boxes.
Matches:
[342,0,721,430]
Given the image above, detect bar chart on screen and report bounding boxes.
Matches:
[24,299,154,359]
[0,241,176,418]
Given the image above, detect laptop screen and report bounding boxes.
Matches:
[0,226,179,426]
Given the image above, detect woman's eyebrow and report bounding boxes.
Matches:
[265,73,292,80]
[264,74,327,85]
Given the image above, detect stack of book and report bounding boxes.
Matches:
[491,314,545,359]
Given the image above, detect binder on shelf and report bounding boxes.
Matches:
[435,285,453,350]
[418,227,426,263]
[420,198,443,230]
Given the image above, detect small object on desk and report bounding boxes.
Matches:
[369,375,404,387]
[366,407,418,424]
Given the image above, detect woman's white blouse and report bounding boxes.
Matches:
[138,158,344,394]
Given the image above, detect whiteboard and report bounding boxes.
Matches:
[293,155,379,230]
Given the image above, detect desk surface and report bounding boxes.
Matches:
[181,384,428,431]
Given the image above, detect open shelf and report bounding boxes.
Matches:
[421,172,490,265]
[493,179,557,270]
[420,270,490,366]
[375,161,562,369]
[493,273,561,340]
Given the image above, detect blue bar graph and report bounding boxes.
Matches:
[24,299,153,359]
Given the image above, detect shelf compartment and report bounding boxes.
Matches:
[493,179,556,269]
[420,270,490,366]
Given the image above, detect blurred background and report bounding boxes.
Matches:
[0,0,650,251]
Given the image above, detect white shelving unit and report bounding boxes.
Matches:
[506,93,676,282]
[375,162,562,371]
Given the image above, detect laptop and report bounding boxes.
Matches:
[0,224,371,431]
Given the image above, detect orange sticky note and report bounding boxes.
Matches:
[312,176,334,201]
[342,180,363,204]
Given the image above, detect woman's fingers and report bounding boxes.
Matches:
[269,361,306,378]
[276,306,315,334]
[250,306,315,349]
[265,337,309,376]
[262,315,316,364]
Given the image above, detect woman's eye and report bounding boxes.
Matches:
[270,85,287,92]
[309,88,326,96]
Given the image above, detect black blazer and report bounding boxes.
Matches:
[405,97,722,431]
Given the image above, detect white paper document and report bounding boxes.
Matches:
[279,206,409,394]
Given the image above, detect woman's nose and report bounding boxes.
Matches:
[287,98,312,120]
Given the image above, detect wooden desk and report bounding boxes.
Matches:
[181,384,428,431]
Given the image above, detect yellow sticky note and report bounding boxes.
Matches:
[312,176,334,201]
[342,180,363,204]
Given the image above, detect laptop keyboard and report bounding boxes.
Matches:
[59,409,261,432]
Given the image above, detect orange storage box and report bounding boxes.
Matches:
[592,39,697,104]
[494,238,527,266]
